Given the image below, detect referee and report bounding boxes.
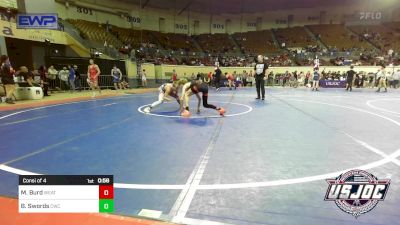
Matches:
[345,65,356,91]
[254,55,268,100]
[214,66,222,91]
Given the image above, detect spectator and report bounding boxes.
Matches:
[196,72,202,81]
[356,73,364,88]
[58,22,64,31]
[235,72,243,87]
[388,48,394,58]
[111,65,122,90]
[47,65,58,90]
[312,68,321,91]
[38,66,50,96]
[298,71,305,86]
[247,70,254,87]
[58,66,69,91]
[304,71,311,86]
[68,65,75,92]
[17,66,35,87]
[172,69,177,82]
[242,70,248,86]
[283,71,289,87]
[376,65,387,92]
[206,72,213,85]
[121,78,129,89]
[393,69,400,89]
[292,71,298,88]
[387,71,394,88]
[73,65,81,91]
[0,55,16,104]
[367,72,375,88]
[141,69,147,87]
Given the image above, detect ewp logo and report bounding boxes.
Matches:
[17,14,58,29]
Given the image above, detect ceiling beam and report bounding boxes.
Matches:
[178,0,194,15]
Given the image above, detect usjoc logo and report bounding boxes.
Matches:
[17,14,58,29]
[325,170,390,218]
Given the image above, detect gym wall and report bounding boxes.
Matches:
[55,0,400,35]
[124,61,390,80]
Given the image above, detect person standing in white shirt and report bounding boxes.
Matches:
[313,55,320,69]
[58,66,69,91]
[47,65,58,90]
[376,65,387,93]
[141,69,147,88]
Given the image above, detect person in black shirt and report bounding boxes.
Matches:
[73,65,82,91]
[196,73,202,81]
[346,66,356,91]
[0,55,15,104]
[293,70,298,88]
[38,66,50,96]
[254,55,268,100]
[181,80,225,116]
[214,66,222,91]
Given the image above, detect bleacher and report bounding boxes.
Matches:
[66,19,122,48]
[350,25,397,51]
[383,22,400,51]
[111,26,154,49]
[307,24,373,51]
[194,33,237,55]
[151,32,200,52]
[64,18,400,67]
[384,22,400,32]
[274,26,317,48]
[233,30,280,55]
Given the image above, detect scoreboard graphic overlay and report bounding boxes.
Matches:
[18,175,114,213]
